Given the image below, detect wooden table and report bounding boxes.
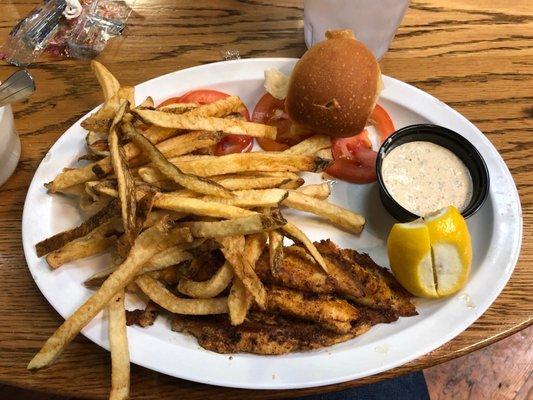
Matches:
[0,1,531,398]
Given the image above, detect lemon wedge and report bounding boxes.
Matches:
[388,219,438,298]
[387,206,472,298]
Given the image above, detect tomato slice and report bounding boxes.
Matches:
[157,96,183,107]
[331,130,371,160]
[326,155,377,184]
[215,134,254,155]
[158,90,253,155]
[327,105,394,184]
[371,104,395,142]
[252,93,313,151]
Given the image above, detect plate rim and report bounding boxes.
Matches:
[22,57,523,389]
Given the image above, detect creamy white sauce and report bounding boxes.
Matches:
[382,141,472,216]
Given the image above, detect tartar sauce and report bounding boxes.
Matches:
[381,141,472,216]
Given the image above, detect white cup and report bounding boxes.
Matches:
[0,105,21,187]
[304,0,410,59]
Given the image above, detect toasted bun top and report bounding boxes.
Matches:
[286,30,380,138]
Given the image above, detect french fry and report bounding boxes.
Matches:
[213,175,296,190]
[86,181,153,201]
[136,96,154,109]
[84,179,101,202]
[148,175,301,192]
[227,233,266,324]
[227,278,250,326]
[122,120,233,198]
[135,275,228,314]
[78,153,105,162]
[181,209,286,238]
[151,130,223,160]
[278,179,305,189]
[144,209,185,226]
[268,229,284,276]
[45,208,173,269]
[283,134,331,155]
[88,185,216,221]
[27,218,190,371]
[86,180,118,198]
[220,235,267,309]
[243,172,306,189]
[132,108,276,139]
[184,96,245,118]
[137,167,166,185]
[295,183,331,199]
[86,131,109,157]
[138,153,331,179]
[283,191,365,234]
[200,188,288,208]
[282,222,329,273]
[80,70,134,132]
[155,195,253,219]
[46,221,118,269]
[91,60,120,100]
[157,188,198,198]
[116,191,156,259]
[157,103,198,113]
[316,148,333,160]
[243,171,302,180]
[46,236,115,269]
[178,261,233,299]
[82,198,114,217]
[84,265,120,288]
[81,94,122,133]
[84,244,195,288]
[136,191,157,228]
[157,96,244,117]
[109,101,137,243]
[81,115,113,133]
[35,199,118,257]
[117,86,135,106]
[108,291,130,400]
[142,246,193,273]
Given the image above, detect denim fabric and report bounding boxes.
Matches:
[297,372,430,400]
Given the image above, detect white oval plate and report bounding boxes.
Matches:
[22,58,522,390]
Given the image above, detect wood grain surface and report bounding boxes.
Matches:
[0,0,531,399]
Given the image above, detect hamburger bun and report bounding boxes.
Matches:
[286,30,381,138]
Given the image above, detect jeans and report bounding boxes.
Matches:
[298,372,430,400]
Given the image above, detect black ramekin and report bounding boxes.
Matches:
[375,124,490,222]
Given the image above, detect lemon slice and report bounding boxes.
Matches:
[387,206,472,298]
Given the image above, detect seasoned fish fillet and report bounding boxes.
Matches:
[257,246,348,294]
[172,310,385,355]
[316,240,416,317]
[256,240,416,317]
[126,301,159,327]
[265,286,360,333]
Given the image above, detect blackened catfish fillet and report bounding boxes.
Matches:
[256,240,416,317]
[171,311,378,355]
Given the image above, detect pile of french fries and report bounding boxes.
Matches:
[29,61,365,399]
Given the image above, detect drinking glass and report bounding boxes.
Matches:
[304,0,410,59]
